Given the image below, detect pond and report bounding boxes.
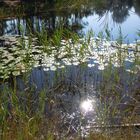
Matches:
[0,0,140,42]
[0,0,140,139]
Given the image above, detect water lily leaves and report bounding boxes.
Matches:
[12,71,21,76]
[0,35,139,79]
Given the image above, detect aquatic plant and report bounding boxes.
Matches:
[0,27,140,140]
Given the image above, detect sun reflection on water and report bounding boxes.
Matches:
[80,99,95,113]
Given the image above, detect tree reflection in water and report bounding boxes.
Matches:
[0,0,140,41]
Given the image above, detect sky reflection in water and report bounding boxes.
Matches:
[0,0,140,42]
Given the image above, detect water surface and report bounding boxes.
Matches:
[0,0,140,138]
[0,0,140,42]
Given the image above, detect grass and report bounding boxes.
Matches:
[0,27,140,140]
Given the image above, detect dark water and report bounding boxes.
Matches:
[0,0,140,42]
[0,1,140,137]
[14,62,140,136]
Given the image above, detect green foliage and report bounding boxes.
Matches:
[0,25,140,139]
[137,30,140,37]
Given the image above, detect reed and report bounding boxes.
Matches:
[0,26,140,140]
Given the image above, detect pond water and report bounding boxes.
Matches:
[0,0,140,139]
[0,35,139,138]
[0,0,140,43]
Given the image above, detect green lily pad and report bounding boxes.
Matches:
[12,71,20,76]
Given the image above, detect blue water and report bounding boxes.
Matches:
[82,8,140,43]
[0,1,140,43]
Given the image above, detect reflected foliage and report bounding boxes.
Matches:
[0,0,140,35]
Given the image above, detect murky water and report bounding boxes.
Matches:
[0,35,139,137]
[0,0,140,138]
[14,59,139,137]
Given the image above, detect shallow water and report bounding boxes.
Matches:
[0,1,140,138]
[14,61,139,137]
[0,36,139,137]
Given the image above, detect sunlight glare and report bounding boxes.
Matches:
[80,99,93,112]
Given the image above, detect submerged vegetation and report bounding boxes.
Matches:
[0,26,140,139]
[0,0,140,140]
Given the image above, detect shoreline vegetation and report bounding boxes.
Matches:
[0,0,140,19]
[0,28,140,139]
[0,1,140,139]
